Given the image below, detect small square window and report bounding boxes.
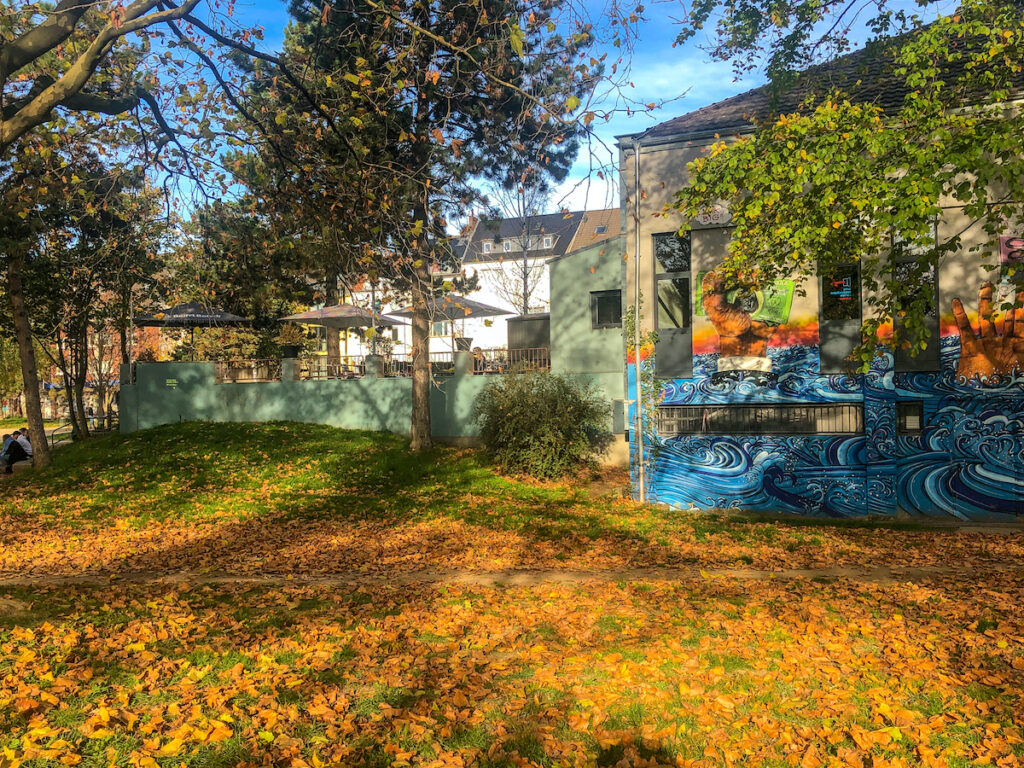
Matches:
[595,225,607,234]
[431,321,450,337]
[482,242,492,253]
[590,290,622,329]
[503,241,512,252]
[543,236,552,248]
[897,402,924,434]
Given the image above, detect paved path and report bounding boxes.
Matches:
[2,562,1018,590]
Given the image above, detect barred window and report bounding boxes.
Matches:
[657,404,864,436]
[897,401,924,434]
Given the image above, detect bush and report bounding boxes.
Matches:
[473,371,612,478]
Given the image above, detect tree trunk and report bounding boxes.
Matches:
[6,250,51,468]
[325,274,341,363]
[409,257,432,451]
[72,320,90,439]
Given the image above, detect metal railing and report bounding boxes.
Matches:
[656,404,864,436]
[472,347,550,374]
[429,351,456,376]
[214,359,283,384]
[298,357,366,380]
[382,354,413,377]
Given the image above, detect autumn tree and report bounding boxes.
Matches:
[238,0,596,449]
[670,0,1024,367]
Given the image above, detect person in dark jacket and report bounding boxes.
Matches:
[2,433,28,473]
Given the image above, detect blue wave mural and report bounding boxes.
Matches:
[639,338,1024,521]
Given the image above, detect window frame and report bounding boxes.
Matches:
[590,290,623,329]
[896,401,925,435]
[482,241,492,254]
[503,240,513,253]
[652,231,694,379]
[818,262,863,373]
[542,235,553,248]
[892,221,941,372]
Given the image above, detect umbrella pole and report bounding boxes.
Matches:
[191,327,195,360]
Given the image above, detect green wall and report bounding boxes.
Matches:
[121,355,502,441]
[549,236,627,402]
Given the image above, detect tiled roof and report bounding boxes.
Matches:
[639,40,911,140]
[565,209,621,253]
[462,210,587,263]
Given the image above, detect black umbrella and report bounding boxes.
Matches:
[135,302,249,328]
[135,303,249,359]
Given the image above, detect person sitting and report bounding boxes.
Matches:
[16,429,32,458]
[2,434,28,474]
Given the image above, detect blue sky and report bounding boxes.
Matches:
[226,0,760,212]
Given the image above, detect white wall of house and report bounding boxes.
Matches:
[460,258,550,349]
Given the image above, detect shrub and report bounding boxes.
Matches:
[473,371,612,478]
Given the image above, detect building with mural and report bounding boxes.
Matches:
[618,51,1024,520]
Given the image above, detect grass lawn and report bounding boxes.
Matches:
[0,422,1022,767]
[0,417,65,432]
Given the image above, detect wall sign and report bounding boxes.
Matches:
[694,205,731,227]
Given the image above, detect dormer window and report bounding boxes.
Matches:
[503,241,513,252]
[542,235,553,248]
[482,241,492,253]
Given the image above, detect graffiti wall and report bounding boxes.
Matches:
[639,269,1024,521]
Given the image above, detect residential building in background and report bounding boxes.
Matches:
[456,209,620,349]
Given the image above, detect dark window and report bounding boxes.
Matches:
[893,258,940,371]
[590,290,622,329]
[819,263,863,373]
[654,232,693,378]
[897,401,924,434]
[656,404,864,435]
[653,231,692,273]
[595,225,607,234]
[656,276,691,329]
[822,264,861,323]
[892,223,940,372]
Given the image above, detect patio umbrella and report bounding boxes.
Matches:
[278,304,407,329]
[135,303,250,358]
[389,294,512,320]
[135,302,249,328]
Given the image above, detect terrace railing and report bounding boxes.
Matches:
[473,347,550,374]
[214,359,283,384]
[298,356,366,380]
[209,348,551,384]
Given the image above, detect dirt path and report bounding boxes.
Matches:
[2,562,1017,590]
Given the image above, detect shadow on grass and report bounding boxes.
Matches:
[0,422,674,576]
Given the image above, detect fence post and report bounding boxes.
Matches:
[281,358,297,382]
[365,355,382,379]
[453,350,473,378]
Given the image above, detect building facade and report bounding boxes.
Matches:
[619,86,1024,520]
[457,209,620,348]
